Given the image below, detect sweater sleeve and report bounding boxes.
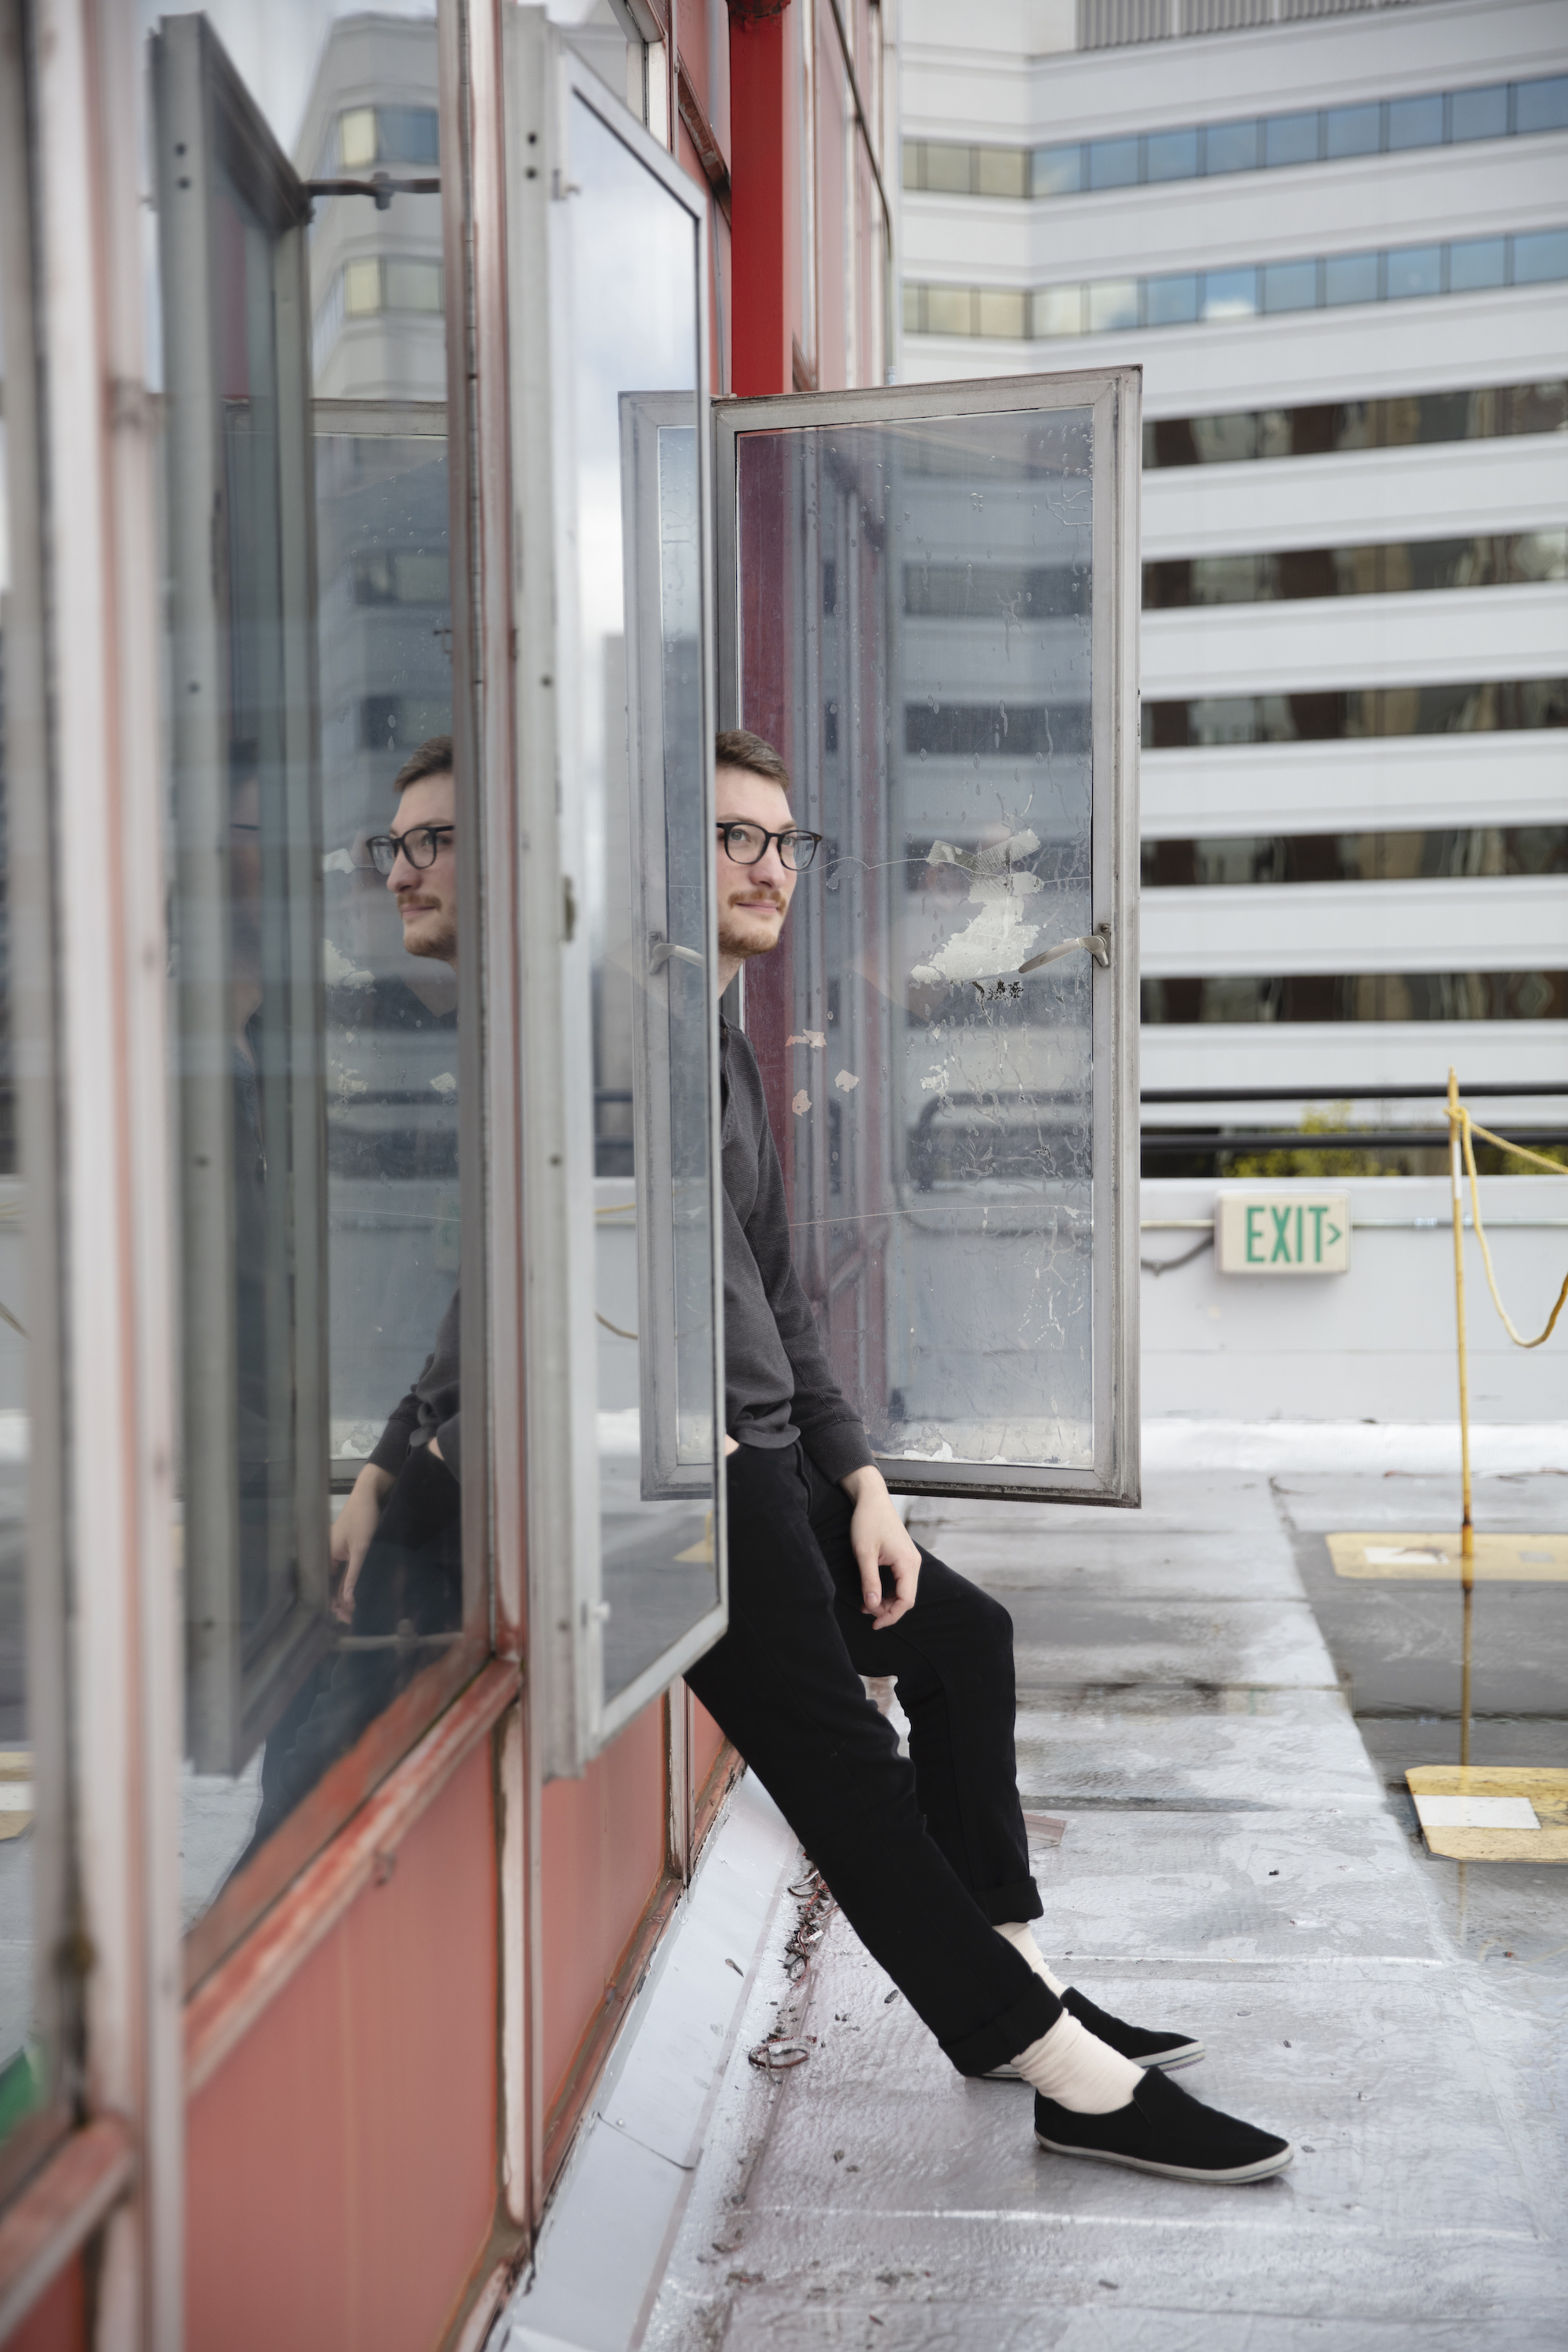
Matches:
[744,1104,875,1483]
[367,1380,422,1475]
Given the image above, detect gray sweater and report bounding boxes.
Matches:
[720,1020,873,1484]
[365,1024,875,1492]
[369,1287,461,1482]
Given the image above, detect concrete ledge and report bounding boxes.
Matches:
[497,1773,800,2352]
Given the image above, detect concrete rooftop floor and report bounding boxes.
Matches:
[631,1461,1568,2352]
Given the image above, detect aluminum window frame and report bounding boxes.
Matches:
[503,17,726,1777]
[713,368,1142,1506]
[152,13,333,1773]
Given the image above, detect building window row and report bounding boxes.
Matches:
[313,257,445,372]
[1142,676,1566,749]
[904,230,1568,343]
[1144,530,1567,610]
[1144,379,1567,467]
[321,103,440,175]
[1142,828,1568,888]
[903,72,1568,201]
[906,534,1567,622]
[1141,971,1564,1025]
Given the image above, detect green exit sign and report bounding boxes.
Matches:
[1216,1190,1352,1276]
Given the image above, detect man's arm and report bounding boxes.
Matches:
[738,1054,922,1625]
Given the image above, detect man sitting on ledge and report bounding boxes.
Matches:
[684,728,1294,2185]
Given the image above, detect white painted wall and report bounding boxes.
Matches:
[1139,1173,1568,1425]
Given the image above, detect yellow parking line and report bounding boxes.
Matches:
[1328,1532,1568,1581]
[1407,1766,1568,1862]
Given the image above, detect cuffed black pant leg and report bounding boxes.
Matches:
[686,1443,1056,2076]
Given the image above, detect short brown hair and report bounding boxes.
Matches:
[715,728,790,793]
[393,734,454,793]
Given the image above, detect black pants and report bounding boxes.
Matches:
[686,1442,1059,2076]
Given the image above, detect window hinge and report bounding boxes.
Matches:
[563,877,576,941]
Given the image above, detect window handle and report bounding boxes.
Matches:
[1018,923,1111,976]
[650,935,704,973]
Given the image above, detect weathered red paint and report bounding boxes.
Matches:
[539,1703,668,2114]
[4,2256,84,2352]
[183,1740,498,2352]
[728,8,795,394]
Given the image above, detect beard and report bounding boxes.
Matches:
[717,891,786,965]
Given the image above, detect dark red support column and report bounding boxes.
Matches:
[728,2,795,394]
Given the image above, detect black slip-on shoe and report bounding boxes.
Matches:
[1033,2066,1294,2184]
[982,1986,1203,2080]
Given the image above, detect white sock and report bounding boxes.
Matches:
[1009,2009,1141,2114]
[995,1919,1068,1998]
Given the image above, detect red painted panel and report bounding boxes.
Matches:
[691,1696,726,1788]
[185,1741,497,2352]
[4,2254,85,2352]
[728,9,794,394]
[539,1703,666,2110]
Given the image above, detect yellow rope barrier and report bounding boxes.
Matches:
[1458,1102,1568,1350]
[1443,1070,1564,1763]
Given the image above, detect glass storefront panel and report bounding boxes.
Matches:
[720,381,1140,1497]
[0,167,37,2154]
[562,98,722,1714]
[141,3,475,1938]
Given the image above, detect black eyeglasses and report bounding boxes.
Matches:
[358,823,455,876]
[715,821,822,872]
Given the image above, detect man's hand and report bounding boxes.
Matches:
[841,1464,921,1629]
[330,1462,395,1624]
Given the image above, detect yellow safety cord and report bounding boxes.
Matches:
[1443,1069,1564,1748]
[1455,1098,1568,1350]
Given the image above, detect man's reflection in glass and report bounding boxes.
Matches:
[235,738,460,1867]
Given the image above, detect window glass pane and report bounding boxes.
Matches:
[1387,94,1444,151]
[0,175,48,2158]
[1087,278,1139,332]
[564,100,719,1711]
[1515,74,1568,134]
[1450,237,1506,292]
[1264,111,1319,168]
[1033,284,1083,337]
[1031,143,1082,197]
[1145,128,1198,183]
[1201,267,1258,320]
[1324,250,1379,306]
[1387,244,1443,299]
[1086,136,1139,189]
[1450,85,1508,142]
[1325,103,1381,158]
[1513,228,1568,285]
[735,405,1101,1475]
[1203,119,1258,175]
[976,288,1027,338]
[147,2,473,1940]
[975,147,1027,199]
[924,143,974,195]
[1262,260,1318,314]
[1145,274,1198,327]
[902,141,924,191]
[927,285,972,336]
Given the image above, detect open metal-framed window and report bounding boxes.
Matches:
[505,15,726,1776]
[153,16,331,1769]
[0,0,73,2204]
[714,371,1142,1504]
